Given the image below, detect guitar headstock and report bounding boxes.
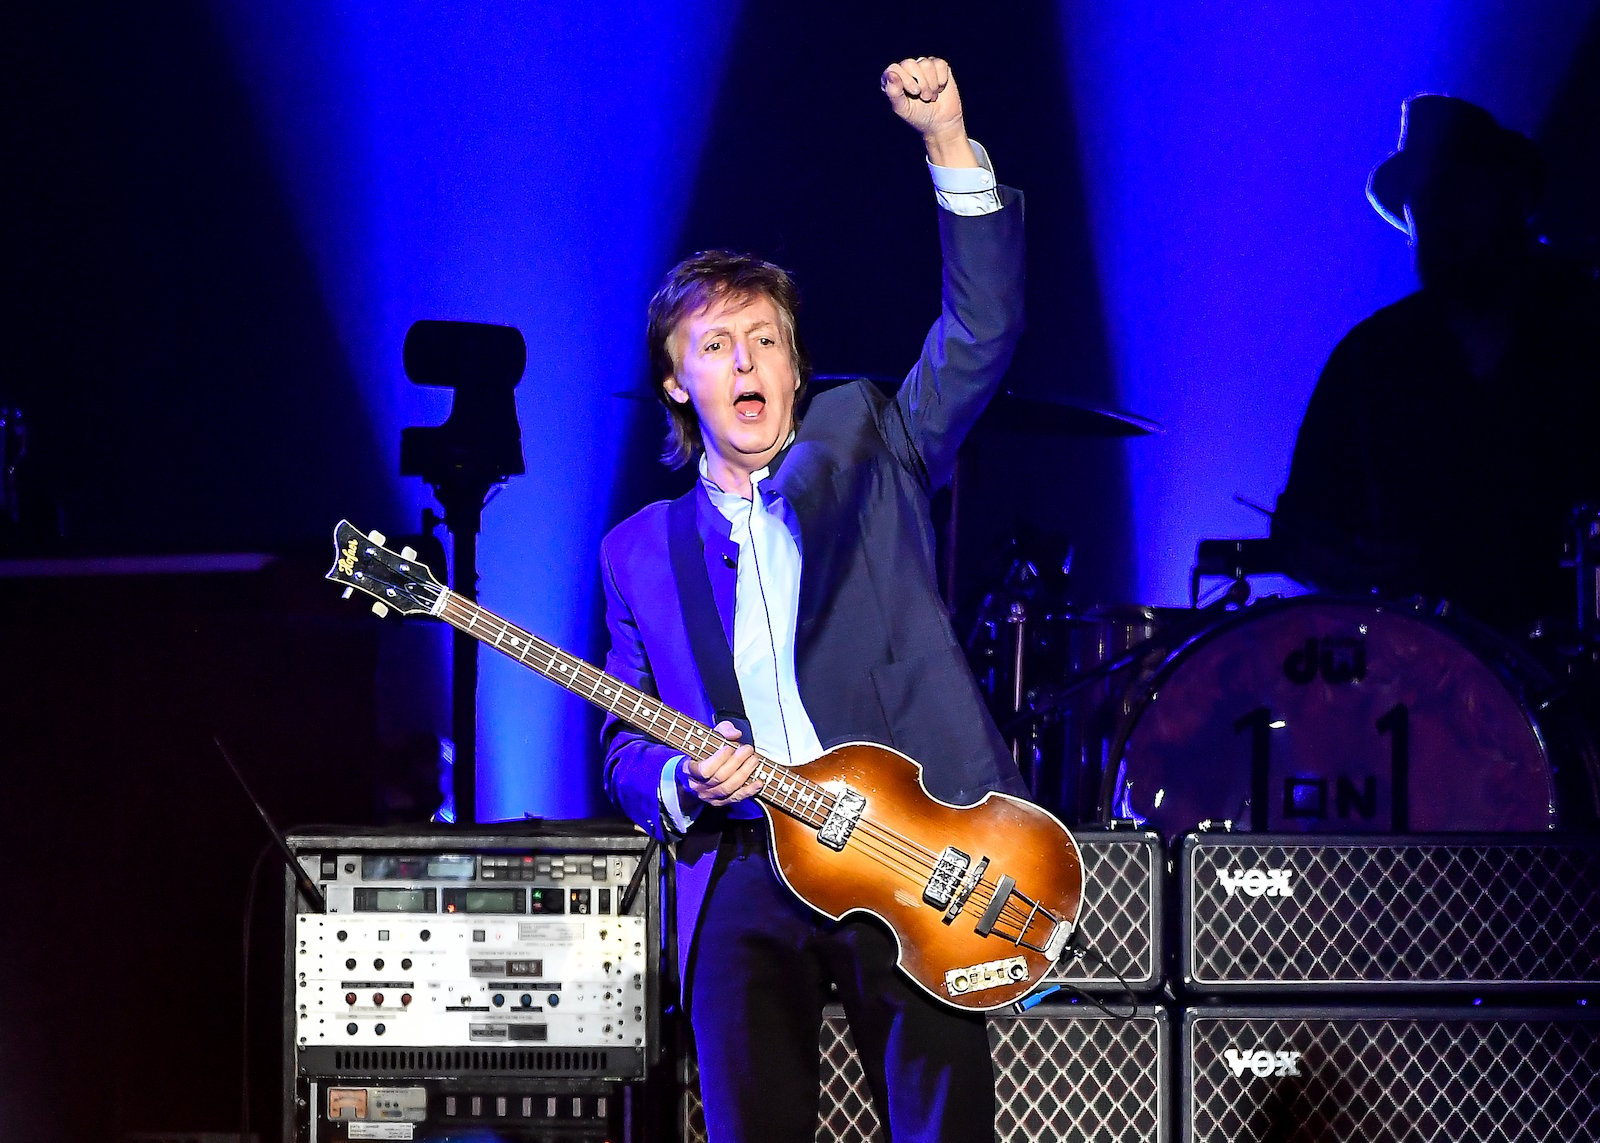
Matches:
[326,520,445,618]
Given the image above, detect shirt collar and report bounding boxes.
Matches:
[697,432,796,508]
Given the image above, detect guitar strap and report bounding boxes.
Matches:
[667,489,751,743]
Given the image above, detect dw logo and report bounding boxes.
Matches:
[1217,868,1294,898]
[1283,635,1367,685]
[1225,1048,1303,1078]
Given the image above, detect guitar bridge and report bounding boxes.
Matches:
[817,789,867,851]
[923,846,971,909]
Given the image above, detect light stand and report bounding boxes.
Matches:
[400,319,527,825]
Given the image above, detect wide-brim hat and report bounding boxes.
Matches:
[1366,94,1545,232]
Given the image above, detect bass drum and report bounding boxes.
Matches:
[1101,596,1560,841]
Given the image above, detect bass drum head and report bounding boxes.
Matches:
[1102,596,1558,841]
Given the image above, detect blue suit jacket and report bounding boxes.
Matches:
[600,190,1029,995]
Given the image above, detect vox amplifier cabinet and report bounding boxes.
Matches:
[1182,1005,1600,1143]
[283,823,659,1142]
[1046,827,1163,994]
[682,1003,1172,1143]
[1181,833,1600,993]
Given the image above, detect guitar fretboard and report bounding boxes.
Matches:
[433,590,836,827]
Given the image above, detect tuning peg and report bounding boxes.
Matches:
[341,587,354,600]
[372,601,389,618]
[367,529,388,545]
[400,546,418,560]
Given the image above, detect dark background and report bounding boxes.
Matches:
[3,2,1597,1140]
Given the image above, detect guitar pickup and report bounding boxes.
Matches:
[922,847,971,909]
[817,789,867,852]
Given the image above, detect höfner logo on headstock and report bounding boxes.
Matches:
[1217,867,1294,898]
[1224,1048,1303,1078]
[337,535,359,577]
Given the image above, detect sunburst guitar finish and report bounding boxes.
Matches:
[326,521,1083,1011]
[760,742,1083,1009]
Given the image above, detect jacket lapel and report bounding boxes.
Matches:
[667,489,746,730]
[692,486,738,647]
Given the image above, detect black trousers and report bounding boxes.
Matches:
[687,820,997,1143]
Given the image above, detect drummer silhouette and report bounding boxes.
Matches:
[1272,94,1600,637]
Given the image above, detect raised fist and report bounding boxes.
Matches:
[880,56,965,146]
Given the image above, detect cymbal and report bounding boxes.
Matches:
[816,376,1161,436]
[979,390,1162,437]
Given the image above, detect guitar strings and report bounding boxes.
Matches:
[436,593,1059,942]
[446,594,1047,936]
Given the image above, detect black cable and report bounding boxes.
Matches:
[1041,931,1142,1020]
[241,841,273,1143]
[620,838,656,915]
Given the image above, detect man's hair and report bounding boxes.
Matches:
[645,250,810,468]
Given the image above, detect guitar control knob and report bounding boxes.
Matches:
[950,974,969,993]
[1009,963,1027,981]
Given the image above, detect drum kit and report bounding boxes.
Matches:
[962,394,1600,843]
[622,375,1600,837]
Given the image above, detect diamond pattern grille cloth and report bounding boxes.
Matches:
[1050,830,1160,991]
[682,1007,1168,1143]
[1187,1010,1600,1142]
[1187,838,1600,987]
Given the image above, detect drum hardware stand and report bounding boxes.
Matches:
[399,319,528,826]
[1006,579,1252,741]
[1004,582,1251,820]
[1190,537,1280,608]
[966,543,1072,790]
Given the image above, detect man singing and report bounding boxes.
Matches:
[600,57,1028,1141]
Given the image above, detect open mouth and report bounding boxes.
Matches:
[734,392,767,421]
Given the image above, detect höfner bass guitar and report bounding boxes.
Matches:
[327,521,1083,1011]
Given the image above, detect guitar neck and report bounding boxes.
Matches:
[432,590,824,821]
[432,589,721,759]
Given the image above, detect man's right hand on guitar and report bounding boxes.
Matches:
[677,721,765,806]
